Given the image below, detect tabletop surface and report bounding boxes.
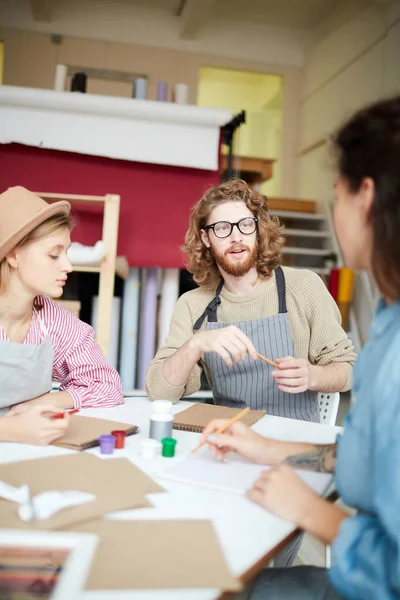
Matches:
[0,397,341,600]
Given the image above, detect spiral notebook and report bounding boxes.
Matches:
[52,415,140,450]
[173,404,266,433]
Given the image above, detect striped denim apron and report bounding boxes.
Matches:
[193,267,318,567]
[0,311,54,414]
[194,267,318,422]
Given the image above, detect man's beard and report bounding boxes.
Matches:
[211,243,258,277]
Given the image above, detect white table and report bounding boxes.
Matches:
[0,397,341,600]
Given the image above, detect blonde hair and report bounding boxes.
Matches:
[182,179,284,289]
[0,213,75,297]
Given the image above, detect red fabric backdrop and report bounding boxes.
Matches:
[0,143,221,268]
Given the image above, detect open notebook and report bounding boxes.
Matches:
[52,415,139,450]
[161,452,333,497]
[173,403,266,433]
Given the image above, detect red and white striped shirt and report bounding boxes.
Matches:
[0,296,123,409]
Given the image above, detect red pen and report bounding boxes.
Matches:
[52,409,80,420]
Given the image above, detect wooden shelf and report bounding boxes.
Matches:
[36,192,111,204]
[282,247,329,256]
[284,228,331,238]
[73,265,101,273]
[273,200,333,278]
[295,266,330,276]
[269,209,327,221]
[268,197,316,213]
[37,191,121,359]
[72,256,129,280]
[220,155,275,184]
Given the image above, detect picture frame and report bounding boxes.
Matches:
[0,528,98,600]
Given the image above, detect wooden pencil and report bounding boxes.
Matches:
[190,406,251,455]
[256,352,279,369]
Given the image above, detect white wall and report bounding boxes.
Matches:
[297,2,394,203]
[296,1,400,344]
[384,1,400,96]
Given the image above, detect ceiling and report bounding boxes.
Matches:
[212,0,346,30]
[6,0,383,49]
[104,0,365,31]
[106,0,182,11]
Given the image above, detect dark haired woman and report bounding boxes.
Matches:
[204,96,400,599]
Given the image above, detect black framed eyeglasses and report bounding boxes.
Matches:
[204,217,258,239]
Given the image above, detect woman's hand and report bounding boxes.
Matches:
[7,390,74,414]
[247,464,320,524]
[202,419,282,464]
[4,404,70,446]
[248,464,349,543]
[7,400,41,416]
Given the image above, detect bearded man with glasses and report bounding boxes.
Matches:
[146,178,355,426]
[146,178,355,566]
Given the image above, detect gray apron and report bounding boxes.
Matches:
[193,267,317,568]
[194,267,319,422]
[0,311,54,414]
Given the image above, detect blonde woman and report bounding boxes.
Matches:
[0,186,123,446]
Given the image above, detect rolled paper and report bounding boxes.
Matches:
[338,267,355,303]
[67,240,104,265]
[338,302,351,332]
[120,268,140,391]
[137,268,158,389]
[133,77,147,100]
[157,81,168,101]
[174,83,189,104]
[328,268,340,301]
[158,268,179,350]
[91,296,121,370]
[54,64,67,91]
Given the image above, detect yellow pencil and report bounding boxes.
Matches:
[256,352,279,369]
[191,406,251,455]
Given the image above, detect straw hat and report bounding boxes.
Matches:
[0,187,71,262]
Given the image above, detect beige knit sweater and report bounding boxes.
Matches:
[145,267,356,401]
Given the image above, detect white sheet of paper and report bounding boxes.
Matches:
[160,451,333,497]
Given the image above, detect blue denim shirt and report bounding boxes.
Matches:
[330,300,400,599]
